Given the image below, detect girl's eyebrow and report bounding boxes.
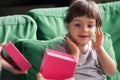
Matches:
[88,21,96,23]
[72,20,96,24]
[72,18,82,21]
[88,21,96,24]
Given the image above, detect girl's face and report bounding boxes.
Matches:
[66,16,97,46]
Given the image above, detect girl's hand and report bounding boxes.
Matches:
[0,57,27,74]
[0,42,6,53]
[0,42,27,75]
[37,73,45,80]
[92,28,104,51]
[36,72,74,80]
[66,34,80,61]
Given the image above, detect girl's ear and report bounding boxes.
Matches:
[65,23,69,29]
[96,27,99,31]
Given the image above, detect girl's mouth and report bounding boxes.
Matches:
[78,35,89,39]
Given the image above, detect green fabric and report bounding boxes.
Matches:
[98,1,120,72]
[1,33,120,80]
[0,15,37,80]
[103,33,120,80]
[27,7,68,40]
[0,15,37,43]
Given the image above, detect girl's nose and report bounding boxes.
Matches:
[81,26,88,32]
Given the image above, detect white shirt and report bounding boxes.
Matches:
[53,41,106,80]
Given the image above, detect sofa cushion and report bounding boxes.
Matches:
[0,15,37,43]
[2,33,120,80]
[27,7,68,40]
[7,36,64,80]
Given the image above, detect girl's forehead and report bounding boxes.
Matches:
[72,16,96,23]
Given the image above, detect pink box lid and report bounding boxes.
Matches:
[3,41,32,72]
[40,48,77,80]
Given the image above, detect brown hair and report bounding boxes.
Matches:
[65,0,102,27]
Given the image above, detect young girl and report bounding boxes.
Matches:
[37,0,116,80]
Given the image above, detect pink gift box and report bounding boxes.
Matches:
[40,48,77,80]
[3,41,32,72]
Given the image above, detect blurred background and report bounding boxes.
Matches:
[0,0,119,16]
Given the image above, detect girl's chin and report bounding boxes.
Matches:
[72,38,90,46]
[75,41,88,46]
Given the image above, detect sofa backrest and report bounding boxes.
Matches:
[98,2,120,71]
[27,7,68,40]
[0,15,37,43]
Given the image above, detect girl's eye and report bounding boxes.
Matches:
[88,25,94,28]
[74,23,81,27]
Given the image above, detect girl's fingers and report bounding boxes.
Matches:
[66,34,80,60]
[95,28,103,40]
[65,77,75,80]
[37,73,41,80]
[11,69,27,74]
[66,34,75,49]
[37,73,45,80]
[0,42,6,46]
[0,42,6,53]
[66,34,78,54]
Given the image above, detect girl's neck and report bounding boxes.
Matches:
[77,43,88,55]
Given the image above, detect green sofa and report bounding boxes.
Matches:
[1,1,120,80]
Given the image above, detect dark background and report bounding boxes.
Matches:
[0,0,70,7]
[0,0,119,16]
[0,0,71,16]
